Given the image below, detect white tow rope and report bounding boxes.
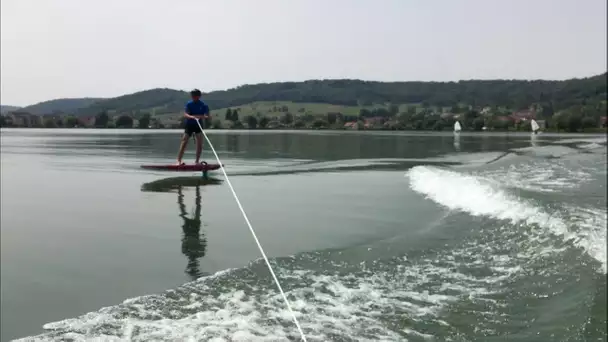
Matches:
[195,119,307,341]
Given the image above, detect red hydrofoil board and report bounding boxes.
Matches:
[140,163,223,172]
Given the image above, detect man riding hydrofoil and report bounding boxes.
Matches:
[176,89,210,165]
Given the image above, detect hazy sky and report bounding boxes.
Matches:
[1,0,606,106]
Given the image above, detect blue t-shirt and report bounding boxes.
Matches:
[184,100,209,125]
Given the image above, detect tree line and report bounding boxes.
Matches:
[62,73,606,117]
[0,112,161,129]
[207,105,605,132]
[3,101,606,132]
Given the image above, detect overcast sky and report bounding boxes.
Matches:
[1,0,606,106]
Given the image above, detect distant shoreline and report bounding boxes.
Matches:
[1,126,605,134]
[1,73,605,134]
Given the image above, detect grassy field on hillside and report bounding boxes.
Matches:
[154,101,443,125]
[154,101,359,124]
[228,101,362,117]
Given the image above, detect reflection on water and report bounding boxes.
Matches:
[2,129,561,162]
[177,186,207,281]
[141,177,223,280]
[531,133,539,148]
[225,134,240,153]
[141,176,223,192]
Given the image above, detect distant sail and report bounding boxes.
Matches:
[531,119,540,132]
[454,121,462,132]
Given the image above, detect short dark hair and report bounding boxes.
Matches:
[190,89,202,96]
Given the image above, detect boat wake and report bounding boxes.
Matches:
[407,163,606,274]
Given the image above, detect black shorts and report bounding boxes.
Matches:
[184,121,202,136]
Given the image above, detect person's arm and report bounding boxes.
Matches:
[203,104,211,118]
[190,104,211,119]
[184,103,196,119]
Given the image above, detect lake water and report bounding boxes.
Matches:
[1,128,606,341]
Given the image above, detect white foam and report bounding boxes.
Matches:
[552,137,607,145]
[16,222,579,342]
[408,166,548,222]
[577,142,605,150]
[562,206,607,274]
[16,246,522,342]
[477,161,593,193]
[406,165,606,274]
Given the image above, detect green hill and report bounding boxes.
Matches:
[150,100,365,124]
[22,98,104,115]
[70,73,606,120]
[75,88,188,117]
[1,105,21,114]
[201,73,606,111]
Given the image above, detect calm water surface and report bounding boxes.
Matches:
[1,129,606,341]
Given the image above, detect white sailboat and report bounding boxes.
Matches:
[454,121,462,133]
[453,121,462,151]
[530,119,540,134]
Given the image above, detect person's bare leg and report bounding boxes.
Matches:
[194,133,203,164]
[176,134,189,164]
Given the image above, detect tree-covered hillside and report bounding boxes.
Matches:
[1,105,21,114]
[22,98,104,115]
[75,88,189,117]
[204,74,607,111]
[67,73,606,117]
